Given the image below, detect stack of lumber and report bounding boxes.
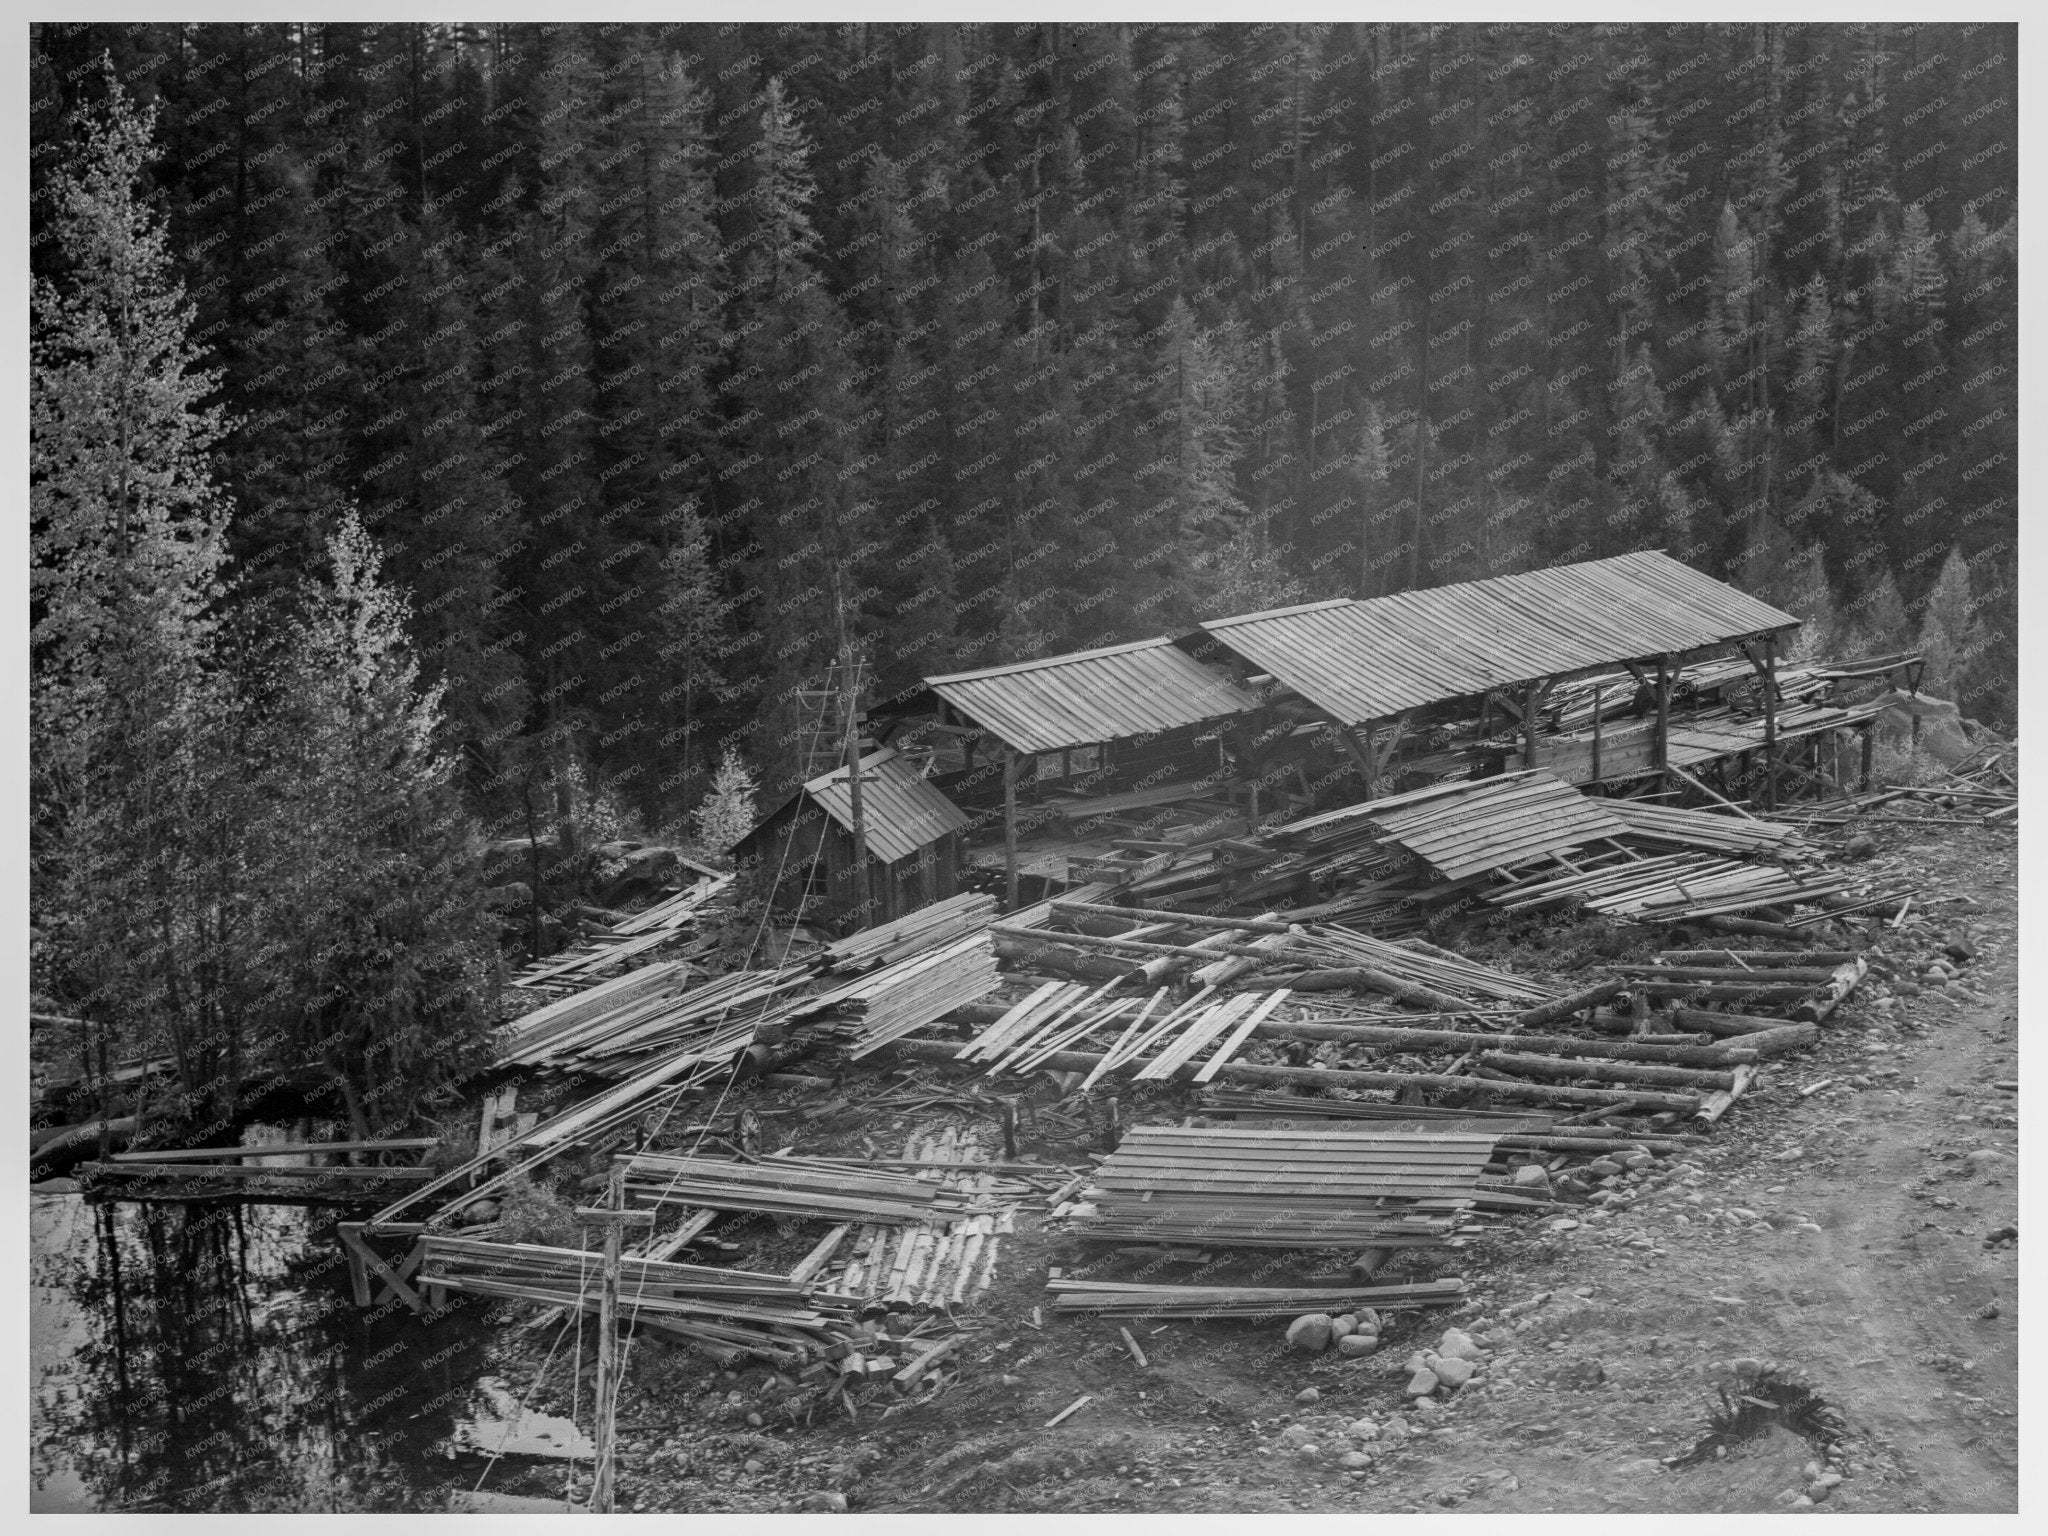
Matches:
[1606,799,1810,855]
[820,893,999,972]
[1358,772,1628,881]
[798,931,1001,1058]
[1047,1276,1467,1317]
[499,966,814,1077]
[1069,1123,1497,1250]
[415,1235,857,1366]
[612,1150,998,1226]
[510,875,731,993]
[1484,850,1859,921]
[1029,903,1553,1008]
[810,1127,1022,1314]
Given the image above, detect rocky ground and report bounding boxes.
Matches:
[478,818,2019,1516]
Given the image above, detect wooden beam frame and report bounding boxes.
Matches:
[1002,745,1020,913]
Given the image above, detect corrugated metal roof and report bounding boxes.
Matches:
[806,749,971,865]
[925,636,1258,754]
[1199,551,1799,725]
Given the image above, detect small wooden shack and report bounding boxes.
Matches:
[733,748,971,931]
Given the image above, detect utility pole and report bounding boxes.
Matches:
[576,1163,653,1514]
[832,572,871,927]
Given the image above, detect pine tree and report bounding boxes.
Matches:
[1842,568,1909,657]
[31,64,247,1118]
[1915,546,1982,705]
[654,500,731,818]
[30,64,228,760]
[694,748,758,856]
[255,511,498,1136]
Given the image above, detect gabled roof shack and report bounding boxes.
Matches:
[737,748,971,869]
[924,636,1259,755]
[1194,551,1800,726]
[802,749,970,865]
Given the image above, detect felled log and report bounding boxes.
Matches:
[884,1038,1699,1112]
[1477,1052,1736,1092]
[1795,958,1868,1023]
[1511,979,1628,1030]
[1657,950,1862,967]
[1696,1062,1757,1125]
[1261,966,1465,1012]
[1612,966,1841,986]
[1592,1006,1793,1039]
[1715,1023,1819,1058]
[1693,914,1817,941]
[1628,980,1822,1007]
[1253,1019,1755,1067]
[991,937,1137,982]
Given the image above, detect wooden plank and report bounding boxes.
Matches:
[1192,990,1290,1083]
[107,1138,438,1164]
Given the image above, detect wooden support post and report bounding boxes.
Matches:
[1761,633,1779,811]
[1523,682,1541,772]
[1000,1097,1019,1159]
[1590,683,1604,782]
[1003,746,1020,914]
[1860,725,1874,792]
[1360,718,1378,800]
[1327,714,1376,784]
[577,1165,656,1515]
[1653,657,1673,791]
[342,1233,372,1308]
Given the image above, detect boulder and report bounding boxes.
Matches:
[1405,1368,1440,1397]
[1430,1356,1477,1389]
[1346,1417,1380,1441]
[1437,1328,1485,1363]
[1337,1335,1380,1359]
[1286,1313,1335,1354]
[1337,1450,1374,1471]
[1512,1164,1552,1189]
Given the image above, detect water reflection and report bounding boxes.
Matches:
[29,1165,536,1512]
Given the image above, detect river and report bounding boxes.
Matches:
[29,1168,590,1513]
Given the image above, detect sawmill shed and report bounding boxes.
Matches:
[874,637,1264,909]
[1180,550,1814,805]
[733,748,972,931]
